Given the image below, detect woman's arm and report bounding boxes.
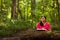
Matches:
[44,22,51,31]
[36,22,41,30]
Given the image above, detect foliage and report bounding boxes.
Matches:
[0,0,60,36]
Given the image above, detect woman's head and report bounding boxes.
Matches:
[40,16,46,26]
[41,16,46,22]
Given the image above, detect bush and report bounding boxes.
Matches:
[52,25,60,31]
[0,19,34,36]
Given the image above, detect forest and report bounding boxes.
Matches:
[0,0,60,40]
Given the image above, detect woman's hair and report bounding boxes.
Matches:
[40,16,46,26]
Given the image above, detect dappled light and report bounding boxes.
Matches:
[0,0,60,40]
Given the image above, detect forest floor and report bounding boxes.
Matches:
[0,29,60,40]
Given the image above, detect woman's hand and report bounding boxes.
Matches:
[37,28,47,31]
[42,28,47,30]
[37,28,41,30]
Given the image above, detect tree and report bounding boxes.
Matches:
[56,0,60,24]
[31,0,36,27]
[11,0,18,19]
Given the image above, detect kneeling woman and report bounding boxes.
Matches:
[36,16,51,31]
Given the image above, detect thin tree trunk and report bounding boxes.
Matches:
[56,0,60,24]
[23,0,25,21]
[31,0,36,17]
[27,0,28,20]
[1,0,2,13]
[31,0,36,27]
[11,0,17,19]
[0,0,3,21]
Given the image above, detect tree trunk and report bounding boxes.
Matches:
[11,0,17,19]
[0,0,3,21]
[31,0,36,17]
[31,0,36,27]
[56,0,60,24]
[1,0,2,13]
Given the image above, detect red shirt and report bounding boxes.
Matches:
[36,22,51,30]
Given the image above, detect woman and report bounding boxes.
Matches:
[36,16,51,31]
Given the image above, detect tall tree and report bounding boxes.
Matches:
[11,0,18,19]
[31,0,36,17]
[56,0,60,24]
[0,0,2,16]
[31,0,36,27]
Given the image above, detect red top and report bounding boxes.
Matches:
[36,22,51,30]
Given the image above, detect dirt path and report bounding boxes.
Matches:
[0,29,60,40]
